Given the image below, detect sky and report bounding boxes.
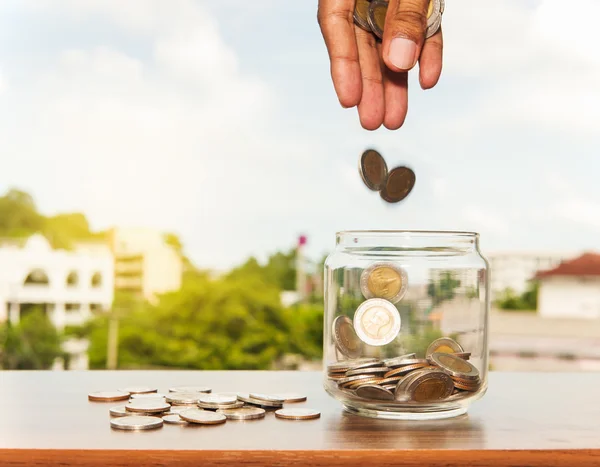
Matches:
[0,0,599,270]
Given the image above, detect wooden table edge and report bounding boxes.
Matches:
[2,449,600,466]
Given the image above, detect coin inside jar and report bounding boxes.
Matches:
[353,298,401,346]
[333,315,363,359]
[355,384,395,401]
[367,0,388,40]
[430,352,480,380]
[404,370,454,402]
[360,262,408,303]
[380,166,416,203]
[426,337,464,357]
[359,149,388,191]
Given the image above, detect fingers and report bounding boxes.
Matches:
[355,29,385,130]
[382,67,408,130]
[317,0,362,108]
[419,27,443,89]
[382,0,430,73]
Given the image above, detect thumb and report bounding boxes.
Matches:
[382,0,430,72]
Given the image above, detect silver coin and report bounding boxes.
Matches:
[179,409,227,425]
[162,414,189,425]
[360,262,408,304]
[217,407,266,420]
[345,366,388,377]
[110,415,163,431]
[383,353,417,367]
[333,315,363,359]
[165,392,202,404]
[382,384,397,391]
[327,358,379,373]
[249,393,285,404]
[426,0,443,38]
[198,394,237,405]
[198,401,245,410]
[429,352,480,380]
[359,149,388,191]
[355,384,395,401]
[380,166,416,203]
[130,393,166,400]
[88,391,130,402]
[125,400,170,414]
[109,406,129,417]
[426,337,464,357]
[118,386,157,395]
[353,0,373,32]
[237,393,283,408]
[336,374,379,386]
[275,408,321,420]
[168,386,212,394]
[353,298,401,346]
[347,360,385,371]
[271,393,307,403]
[163,405,196,415]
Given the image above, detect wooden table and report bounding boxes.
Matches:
[1,371,599,466]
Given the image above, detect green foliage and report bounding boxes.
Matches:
[0,308,62,369]
[496,282,538,311]
[427,271,461,306]
[228,249,297,291]
[399,326,446,359]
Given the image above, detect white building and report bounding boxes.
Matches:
[486,250,579,298]
[0,234,114,369]
[536,253,600,319]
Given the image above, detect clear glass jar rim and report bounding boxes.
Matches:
[336,230,479,238]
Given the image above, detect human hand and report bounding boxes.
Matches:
[317,0,443,130]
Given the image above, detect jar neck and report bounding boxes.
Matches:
[336,230,479,255]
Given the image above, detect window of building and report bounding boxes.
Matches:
[66,271,79,287]
[24,269,50,286]
[90,303,105,314]
[91,272,102,288]
[65,303,81,313]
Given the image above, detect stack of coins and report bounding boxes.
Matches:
[358,149,416,204]
[89,387,318,431]
[353,0,444,41]
[327,337,482,404]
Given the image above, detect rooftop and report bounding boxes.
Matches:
[535,253,600,279]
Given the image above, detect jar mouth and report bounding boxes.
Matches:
[335,230,479,255]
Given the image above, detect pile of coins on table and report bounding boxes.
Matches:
[359,149,415,203]
[328,337,481,403]
[330,256,481,404]
[353,0,444,40]
[88,386,319,431]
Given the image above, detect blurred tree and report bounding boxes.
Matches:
[0,308,62,369]
[0,188,44,237]
[427,271,461,306]
[496,282,538,311]
[228,249,297,291]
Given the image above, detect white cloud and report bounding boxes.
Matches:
[554,198,600,231]
[461,206,510,235]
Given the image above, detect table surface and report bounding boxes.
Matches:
[1,371,599,466]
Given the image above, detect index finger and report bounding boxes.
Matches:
[318,0,362,108]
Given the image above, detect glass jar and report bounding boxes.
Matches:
[323,230,489,420]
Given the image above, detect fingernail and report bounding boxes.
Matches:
[389,37,417,70]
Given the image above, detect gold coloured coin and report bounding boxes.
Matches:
[353,0,373,33]
[333,315,363,359]
[380,166,416,203]
[110,415,163,431]
[367,0,388,40]
[430,352,480,380]
[384,362,429,378]
[88,391,130,402]
[275,408,321,420]
[179,409,227,425]
[359,149,388,191]
[360,263,408,303]
[405,370,454,402]
[426,337,464,357]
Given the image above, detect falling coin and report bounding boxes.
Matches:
[359,149,388,191]
[360,262,408,303]
[110,415,163,431]
[275,408,321,420]
[88,391,130,402]
[380,166,416,203]
[163,414,189,425]
[426,338,464,357]
[333,315,363,359]
[353,0,373,32]
[353,298,401,346]
[217,407,266,420]
[180,409,227,425]
[367,0,388,40]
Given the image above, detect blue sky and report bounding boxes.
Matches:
[0,0,599,269]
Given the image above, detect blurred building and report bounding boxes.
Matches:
[486,250,578,298]
[535,253,600,319]
[108,227,182,302]
[0,234,113,370]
